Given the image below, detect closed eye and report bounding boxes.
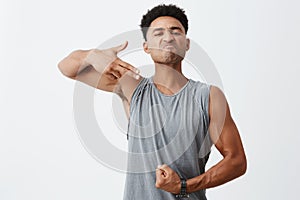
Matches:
[171,31,181,36]
[154,32,163,36]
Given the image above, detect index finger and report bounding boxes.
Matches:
[115,58,140,74]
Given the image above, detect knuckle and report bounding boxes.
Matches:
[156,179,164,187]
[108,64,116,70]
[155,182,161,188]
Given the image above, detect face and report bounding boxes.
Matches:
[143,16,190,65]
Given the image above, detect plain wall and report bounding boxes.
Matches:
[1,0,299,199]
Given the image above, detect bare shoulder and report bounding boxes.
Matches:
[209,86,226,103]
[114,75,144,119]
[209,86,228,117]
[118,74,144,104]
[208,86,229,141]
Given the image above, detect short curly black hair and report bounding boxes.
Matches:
[140,4,188,40]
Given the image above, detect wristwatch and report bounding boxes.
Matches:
[175,178,189,198]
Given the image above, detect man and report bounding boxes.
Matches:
[58,4,246,199]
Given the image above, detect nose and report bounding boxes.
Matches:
[163,31,175,43]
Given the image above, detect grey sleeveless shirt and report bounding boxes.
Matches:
[123,76,212,200]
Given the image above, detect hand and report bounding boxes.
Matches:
[85,41,140,80]
[155,164,181,194]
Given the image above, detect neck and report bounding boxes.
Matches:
[152,62,188,95]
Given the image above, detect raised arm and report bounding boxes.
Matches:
[58,42,142,103]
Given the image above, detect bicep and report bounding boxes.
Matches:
[208,86,245,157]
[213,107,244,158]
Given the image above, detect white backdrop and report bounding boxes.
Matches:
[1,0,299,199]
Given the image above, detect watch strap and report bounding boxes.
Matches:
[175,178,189,198]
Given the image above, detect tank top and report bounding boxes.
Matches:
[123,76,212,200]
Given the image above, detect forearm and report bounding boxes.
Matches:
[58,50,91,78]
[186,155,246,193]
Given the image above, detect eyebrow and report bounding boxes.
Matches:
[152,28,164,32]
[151,26,183,32]
[169,26,183,32]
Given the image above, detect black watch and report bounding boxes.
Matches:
[175,178,189,198]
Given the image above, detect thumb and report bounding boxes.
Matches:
[113,41,128,53]
[156,166,167,178]
[156,168,166,181]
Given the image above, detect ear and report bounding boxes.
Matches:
[143,41,150,54]
[186,38,190,51]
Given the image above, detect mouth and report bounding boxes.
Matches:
[161,45,176,51]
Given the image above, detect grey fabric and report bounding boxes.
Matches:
[123,76,212,200]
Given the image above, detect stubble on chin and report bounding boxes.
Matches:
[151,49,184,65]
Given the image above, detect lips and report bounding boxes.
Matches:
[161,45,176,50]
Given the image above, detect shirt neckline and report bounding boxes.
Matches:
[149,76,190,97]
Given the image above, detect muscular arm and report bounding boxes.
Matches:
[186,86,247,192]
[155,86,247,194]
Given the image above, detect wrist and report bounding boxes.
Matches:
[176,179,181,194]
[81,49,94,68]
[175,178,189,198]
[74,49,92,74]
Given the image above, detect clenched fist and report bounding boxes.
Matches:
[155,164,181,194]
